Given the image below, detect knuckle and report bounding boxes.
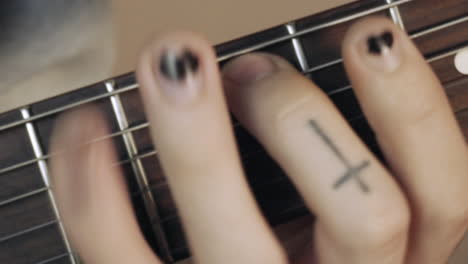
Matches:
[430,201,468,231]
[353,202,410,250]
[374,76,446,127]
[401,98,443,126]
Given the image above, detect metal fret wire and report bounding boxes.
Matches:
[0,0,467,257]
[286,22,310,71]
[386,0,406,30]
[105,81,174,262]
[20,108,77,264]
[0,0,410,133]
[1,31,467,250]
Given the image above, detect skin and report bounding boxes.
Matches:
[49,17,468,264]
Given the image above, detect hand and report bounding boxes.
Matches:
[50,17,468,264]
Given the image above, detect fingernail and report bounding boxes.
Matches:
[362,31,401,73]
[160,49,199,81]
[222,54,277,86]
[368,31,394,55]
[156,48,201,103]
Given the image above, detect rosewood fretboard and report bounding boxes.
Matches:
[1,0,468,263]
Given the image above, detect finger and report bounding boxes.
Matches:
[136,32,286,264]
[222,53,409,264]
[50,107,160,264]
[342,16,468,263]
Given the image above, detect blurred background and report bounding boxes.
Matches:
[0,0,351,112]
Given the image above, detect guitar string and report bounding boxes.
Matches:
[35,253,70,264]
[0,40,464,230]
[30,203,306,264]
[0,35,466,247]
[1,0,467,249]
[215,0,412,62]
[106,80,174,261]
[0,11,466,181]
[25,9,468,264]
[3,9,468,264]
[0,38,465,184]
[0,179,307,246]
[0,44,465,253]
[1,3,466,162]
[1,7,465,142]
[0,220,57,243]
[411,15,468,39]
[21,108,76,264]
[303,14,468,74]
[0,0,412,133]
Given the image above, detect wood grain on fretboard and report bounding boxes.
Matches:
[0,0,467,263]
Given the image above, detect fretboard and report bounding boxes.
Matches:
[1,0,467,263]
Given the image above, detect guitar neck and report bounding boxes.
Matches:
[1,0,468,263]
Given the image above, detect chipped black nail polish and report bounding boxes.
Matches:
[367,31,394,55]
[160,50,199,81]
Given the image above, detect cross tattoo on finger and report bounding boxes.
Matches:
[309,120,371,193]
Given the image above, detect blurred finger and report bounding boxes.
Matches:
[50,107,160,264]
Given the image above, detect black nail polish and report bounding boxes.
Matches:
[367,31,394,55]
[160,50,199,81]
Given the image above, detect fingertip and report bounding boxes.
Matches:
[340,15,447,128]
[222,52,296,86]
[136,31,217,91]
[221,52,304,116]
[342,16,403,56]
[342,16,413,75]
[342,16,400,49]
[222,53,279,87]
